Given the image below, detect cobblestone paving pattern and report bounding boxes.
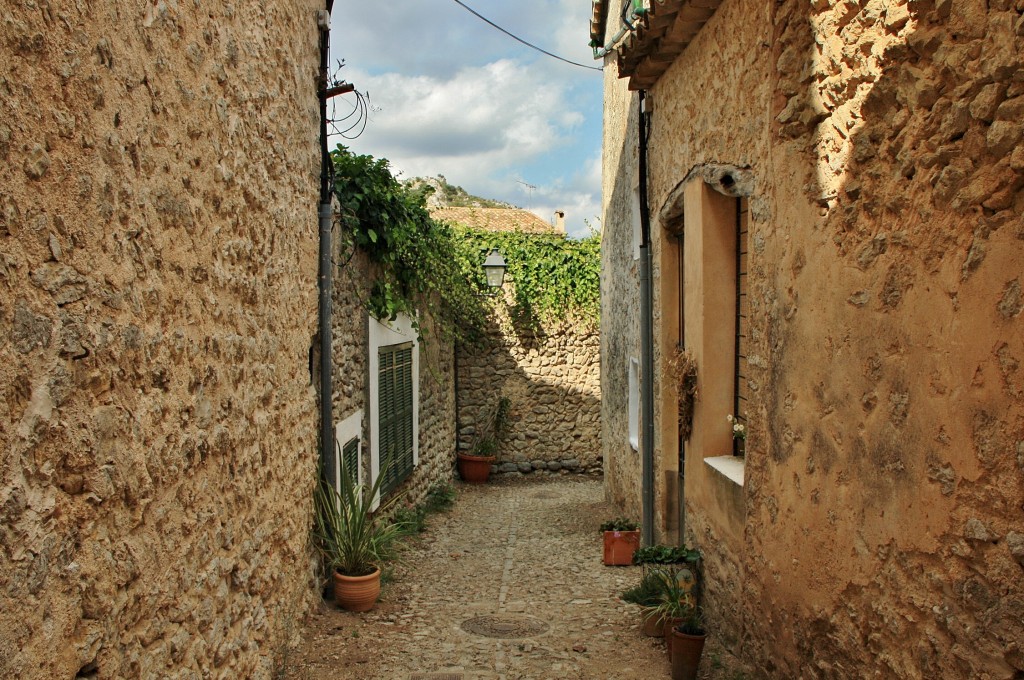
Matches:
[283,476,753,680]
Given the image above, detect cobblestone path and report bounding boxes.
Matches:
[283,476,748,680]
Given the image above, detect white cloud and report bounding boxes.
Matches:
[338,58,584,181]
[327,0,603,241]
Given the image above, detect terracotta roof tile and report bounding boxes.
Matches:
[617,0,723,90]
[431,207,557,234]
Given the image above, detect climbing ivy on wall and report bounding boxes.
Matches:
[331,145,486,342]
[330,145,600,342]
[448,225,601,331]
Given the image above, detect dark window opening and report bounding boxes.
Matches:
[733,198,749,456]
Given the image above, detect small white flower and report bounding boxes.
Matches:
[726,414,734,423]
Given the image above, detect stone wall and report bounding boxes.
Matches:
[456,323,602,476]
[330,249,456,510]
[599,67,644,515]
[0,2,323,679]
[601,0,1024,677]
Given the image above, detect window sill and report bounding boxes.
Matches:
[704,455,744,486]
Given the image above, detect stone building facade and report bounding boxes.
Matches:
[1,2,323,678]
[436,208,604,477]
[329,248,457,511]
[597,0,1024,677]
[456,322,602,476]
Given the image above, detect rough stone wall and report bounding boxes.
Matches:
[604,0,1024,677]
[456,322,601,476]
[330,251,456,509]
[414,314,457,496]
[599,56,645,519]
[0,2,322,679]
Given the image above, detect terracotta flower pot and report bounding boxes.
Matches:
[457,452,496,483]
[640,610,666,637]
[664,616,683,657]
[669,627,706,680]
[332,567,381,612]
[602,530,640,565]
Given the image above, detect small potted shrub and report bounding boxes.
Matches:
[634,567,699,657]
[457,397,510,483]
[313,464,406,612]
[621,569,668,636]
[633,544,701,568]
[600,517,641,566]
[669,604,707,680]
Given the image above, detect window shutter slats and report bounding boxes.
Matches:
[378,342,415,496]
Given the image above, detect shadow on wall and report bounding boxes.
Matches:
[601,79,644,520]
[456,323,603,476]
[746,1,1023,678]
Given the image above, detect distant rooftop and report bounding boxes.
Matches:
[431,207,557,234]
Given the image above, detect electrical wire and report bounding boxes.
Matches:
[328,87,371,140]
[450,0,603,72]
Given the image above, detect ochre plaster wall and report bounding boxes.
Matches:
[605,0,1024,676]
[1,3,322,677]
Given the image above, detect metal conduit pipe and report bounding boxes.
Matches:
[638,90,655,547]
[592,0,646,59]
[317,5,335,487]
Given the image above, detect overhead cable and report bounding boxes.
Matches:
[450,0,603,72]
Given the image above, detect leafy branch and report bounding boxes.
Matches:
[330,145,601,343]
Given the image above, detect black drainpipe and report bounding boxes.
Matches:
[638,90,655,547]
[317,4,356,487]
[318,3,335,487]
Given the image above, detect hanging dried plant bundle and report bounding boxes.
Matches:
[667,348,698,440]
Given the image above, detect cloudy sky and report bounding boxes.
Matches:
[327,0,604,238]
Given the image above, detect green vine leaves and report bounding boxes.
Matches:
[330,145,600,345]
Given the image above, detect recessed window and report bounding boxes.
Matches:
[341,437,359,484]
[378,342,415,496]
[628,357,640,451]
[733,198,749,455]
[334,410,363,491]
[369,313,419,506]
[632,184,642,260]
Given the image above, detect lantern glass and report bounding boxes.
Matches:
[482,249,506,290]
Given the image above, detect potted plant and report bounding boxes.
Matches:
[600,517,641,566]
[669,604,707,680]
[639,567,699,657]
[727,413,746,456]
[457,396,510,483]
[313,463,406,612]
[633,544,701,569]
[621,569,669,637]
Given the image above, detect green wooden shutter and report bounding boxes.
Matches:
[341,437,359,487]
[378,343,414,497]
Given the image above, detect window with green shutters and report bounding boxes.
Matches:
[340,437,359,487]
[378,342,415,496]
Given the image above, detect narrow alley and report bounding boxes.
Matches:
[283,476,749,680]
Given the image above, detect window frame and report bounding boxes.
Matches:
[628,357,640,451]
[377,341,415,497]
[368,313,419,509]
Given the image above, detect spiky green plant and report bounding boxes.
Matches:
[640,566,703,633]
[313,463,407,577]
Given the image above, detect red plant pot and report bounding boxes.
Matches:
[332,567,381,612]
[457,452,495,484]
[669,627,706,680]
[602,530,640,566]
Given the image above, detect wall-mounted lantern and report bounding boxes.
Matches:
[482,248,507,291]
